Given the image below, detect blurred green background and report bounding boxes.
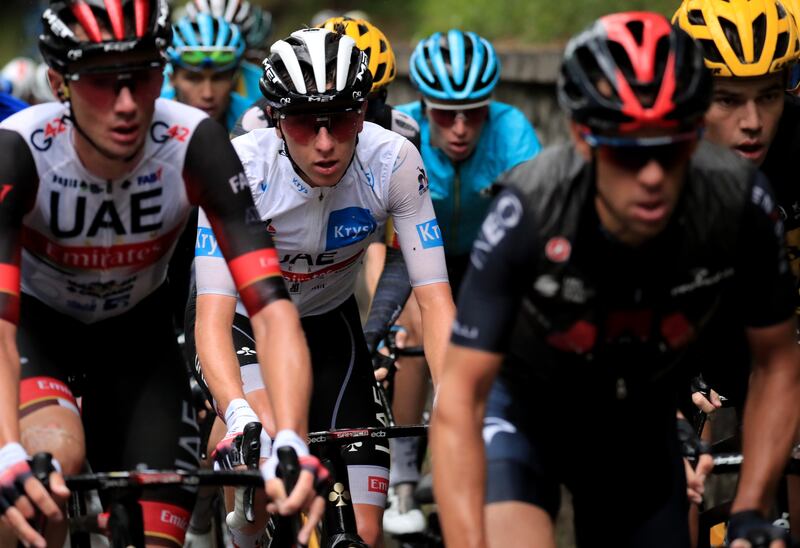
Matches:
[0,0,685,64]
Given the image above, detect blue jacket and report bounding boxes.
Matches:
[397,100,541,255]
[0,92,28,122]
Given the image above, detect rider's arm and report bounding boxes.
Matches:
[0,129,38,446]
[432,187,536,548]
[362,245,411,353]
[185,120,311,435]
[388,140,454,385]
[731,173,800,515]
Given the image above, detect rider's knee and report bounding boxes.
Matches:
[19,377,84,473]
[20,408,85,475]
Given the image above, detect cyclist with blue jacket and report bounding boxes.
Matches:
[382,30,543,535]
[162,13,250,132]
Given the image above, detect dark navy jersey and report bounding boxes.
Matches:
[452,141,793,399]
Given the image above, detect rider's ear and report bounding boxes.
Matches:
[569,121,592,161]
[48,69,69,101]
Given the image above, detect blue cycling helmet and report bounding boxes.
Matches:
[168,13,246,72]
[409,30,500,104]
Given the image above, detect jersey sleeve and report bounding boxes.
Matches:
[735,172,796,327]
[451,187,537,352]
[183,118,287,316]
[387,140,449,287]
[0,129,38,324]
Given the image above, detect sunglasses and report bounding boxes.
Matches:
[278,108,363,145]
[175,47,239,71]
[584,130,701,172]
[428,105,489,128]
[68,66,164,107]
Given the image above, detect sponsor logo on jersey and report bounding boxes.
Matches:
[415,219,443,249]
[368,476,388,494]
[417,167,429,196]
[137,168,162,185]
[49,188,163,238]
[0,184,11,203]
[30,116,68,151]
[229,172,248,194]
[326,207,377,251]
[195,227,222,258]
[545,237,571,263]
[451,320,479,340]
[290,177,308,195]
[150,121,190,144]
[670,268,735,297]
[24,225,182,271]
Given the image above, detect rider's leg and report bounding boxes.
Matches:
[486,502,556,548]
[305,296,390,547]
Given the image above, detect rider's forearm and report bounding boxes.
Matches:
[195,295,247,414]
[733,345,800,513]
[251,300,311,437]
[431,353,489,548]
[415,282,455,387]
[0,320,21,445]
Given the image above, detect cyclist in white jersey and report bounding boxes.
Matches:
[191,28,455,547]
[0,2,326,547]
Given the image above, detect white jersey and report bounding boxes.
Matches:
[1,99,207,323]
[196,122,448,317]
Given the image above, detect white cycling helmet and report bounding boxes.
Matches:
[1,57,37,100]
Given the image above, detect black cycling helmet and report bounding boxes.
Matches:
[558,11,712,133]
[259,27,373,113]
[39,0,171,75]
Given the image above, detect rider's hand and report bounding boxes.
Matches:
[212,399,271,469]
[692,388,722,415]
[261,430,329,546]
[372,326,408,382]
[729,510,789,548]
[684,453,713,505]
[0,443,68,548]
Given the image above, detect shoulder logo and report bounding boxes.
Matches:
[417,167,429,196]
[150,121,191,144]
[30,116,68,151]
[545,237,571,263]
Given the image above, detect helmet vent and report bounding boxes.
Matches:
[688,9,706,26]
[626,20,645,46]
[776,31,790,57]
[698,39,725,62]
[718,16,745,62]
[752,13,767,60]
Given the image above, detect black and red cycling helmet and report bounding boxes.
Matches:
[39,0,171,75]
[558,11,712,133]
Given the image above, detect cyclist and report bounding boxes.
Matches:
[432,11,800,548]
[0,1,324,547]
[0,87,28,122]
[182,0,273,101]
[0,57,38,104]
[190,27,455,547]
[380,28,542,533]
[164,12,250,132]
[676,0,800,541]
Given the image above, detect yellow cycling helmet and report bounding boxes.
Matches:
[673,0,800,77]
[319,17,397,92]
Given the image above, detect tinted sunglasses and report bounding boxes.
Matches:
[278,108,363,145]
[68,66,164,108]
[583,130,702,172]
[428,105,489,127]
[175,46,239,71]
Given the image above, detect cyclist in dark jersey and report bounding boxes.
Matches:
[0,2,323,547]
[675,1,800,540]
[431,12,800,548]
